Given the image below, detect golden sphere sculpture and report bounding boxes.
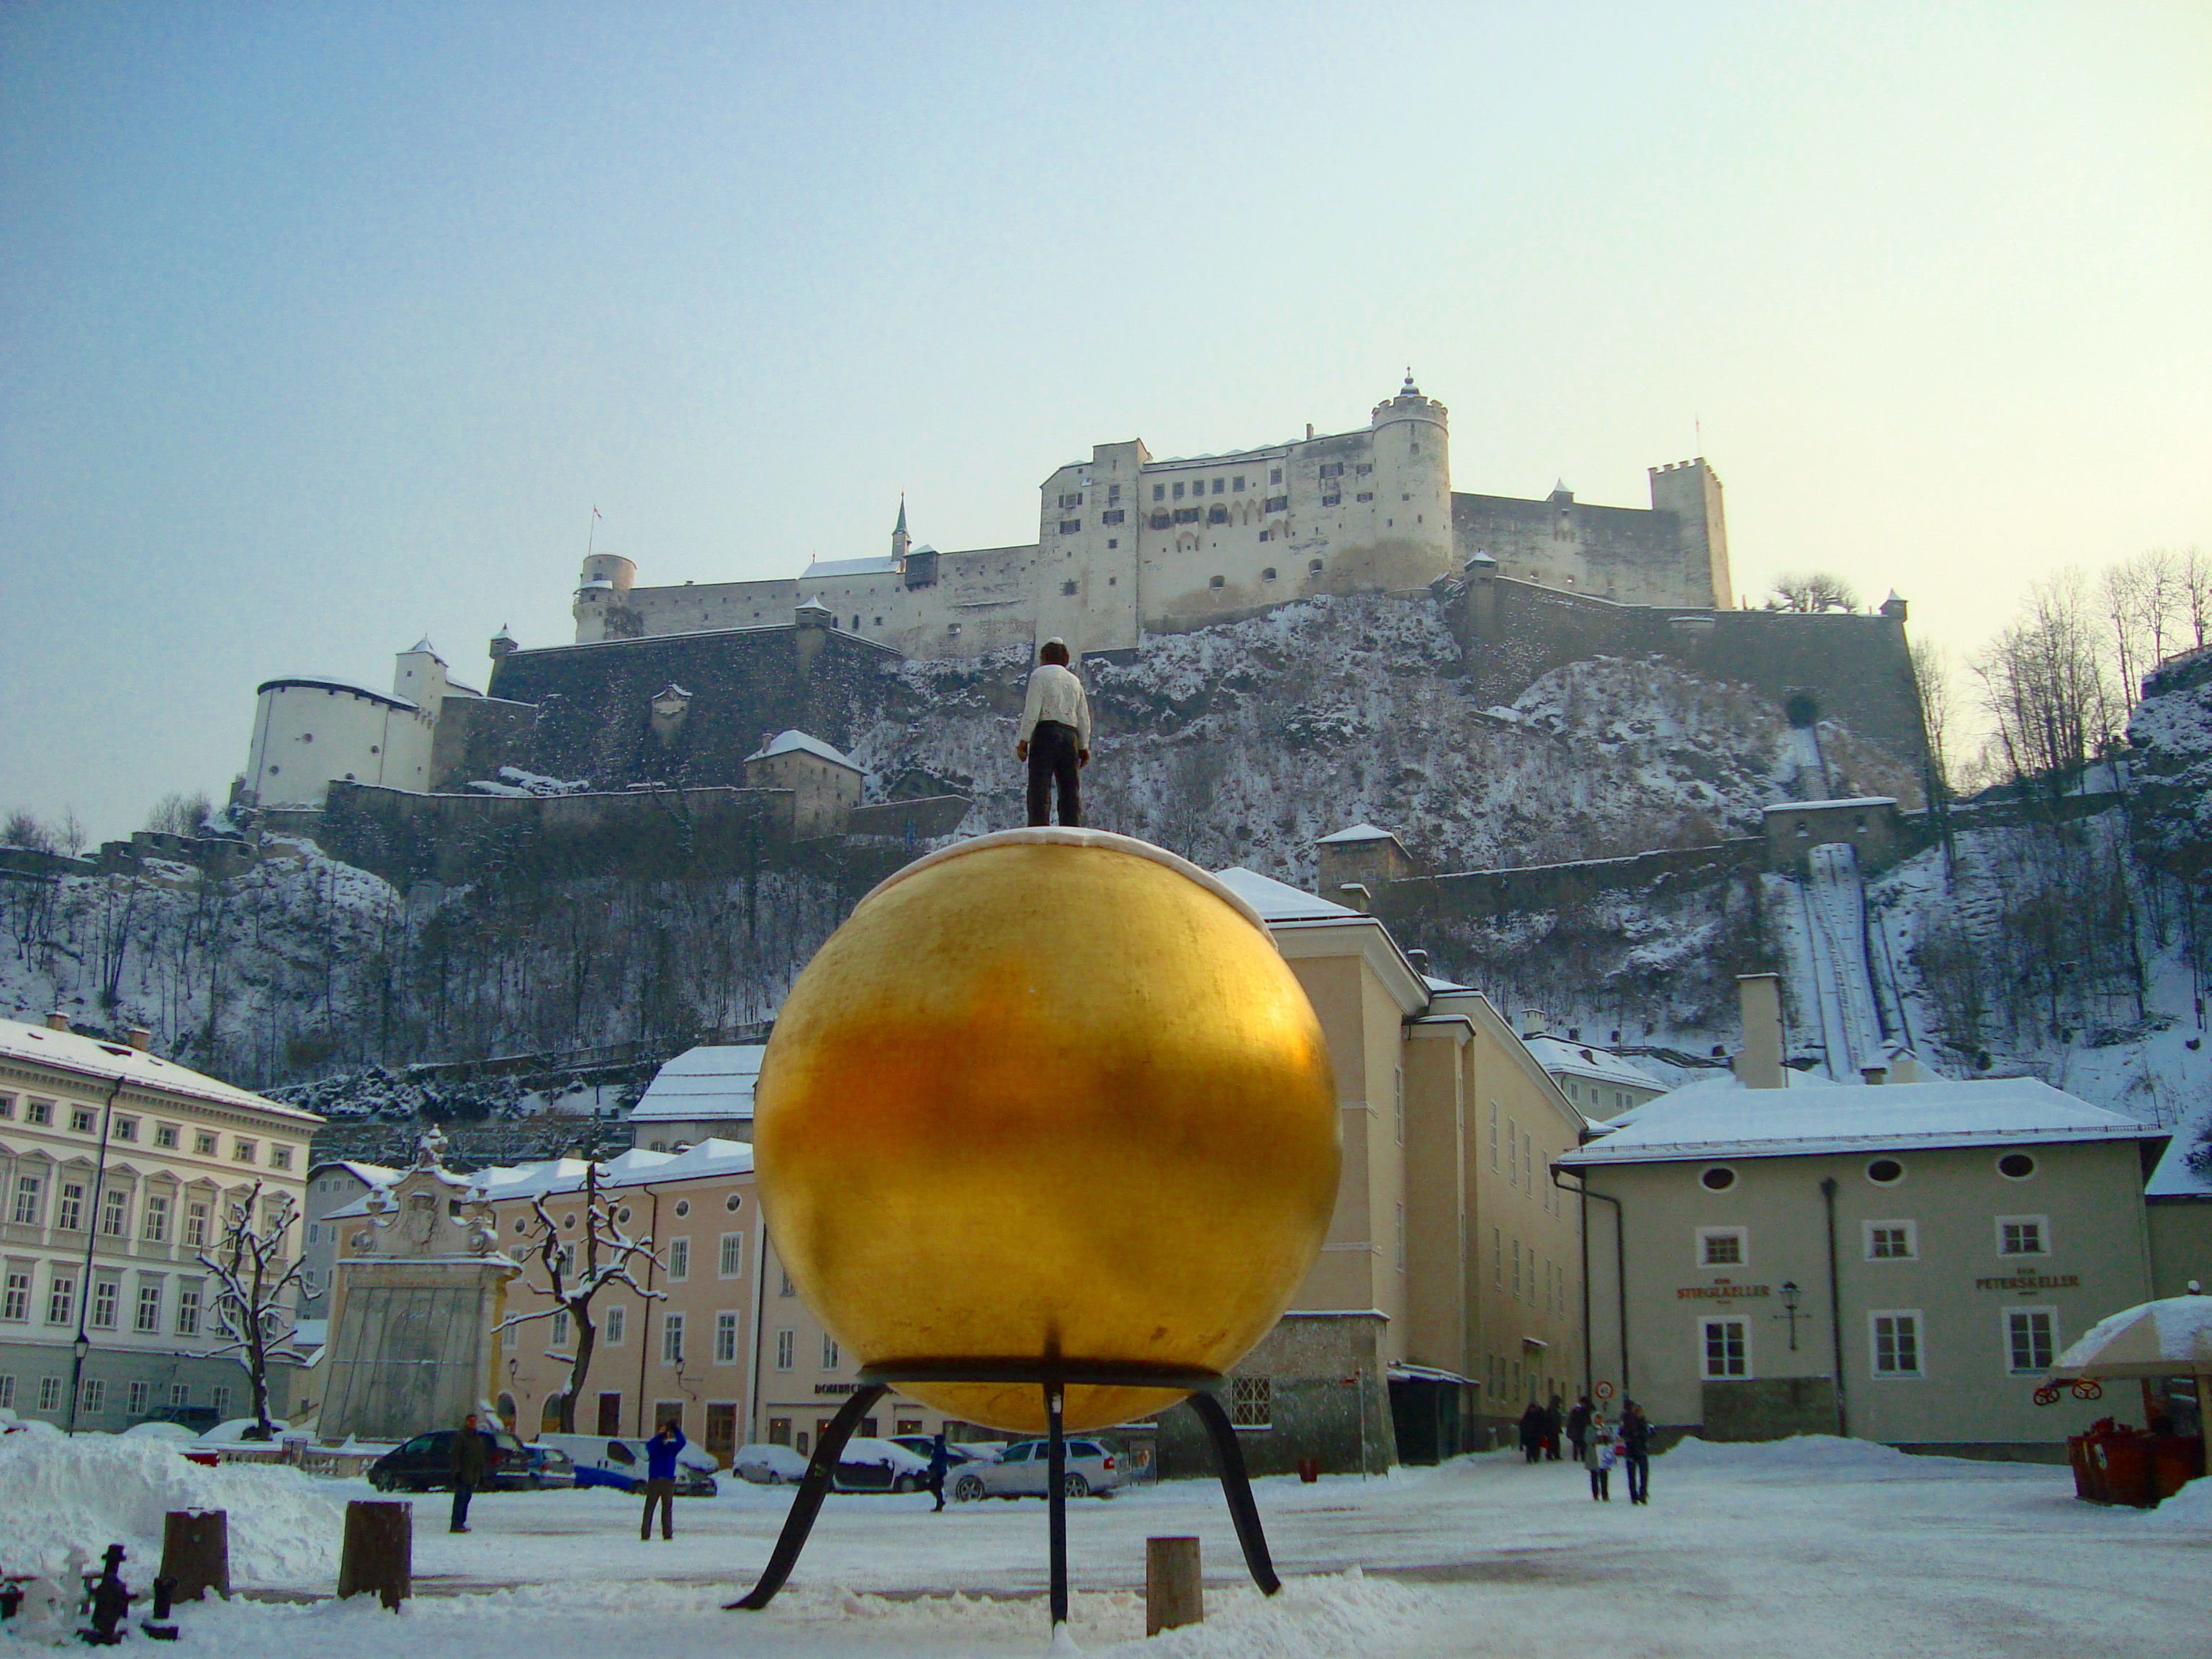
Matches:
[754,827,1340,1434]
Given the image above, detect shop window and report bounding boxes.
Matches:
[1230,1375,1272,1429]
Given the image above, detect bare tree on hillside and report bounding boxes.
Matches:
[1972,570,2117,792]
[145,791,214,837]
[2180,547,2211,652]
[1910,638,1958,801]
[198,1182,307,1439]
[495,1161,665,1434]
[1766,572,1860,613]
[3,809,55,853]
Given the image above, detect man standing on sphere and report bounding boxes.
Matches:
[1015,637,1091,827]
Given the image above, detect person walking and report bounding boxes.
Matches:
[1565,1395,1592,1465]
[640,1419,685,1541]
[1583,1411,1617,1502]
[927,1431,950,1513]
[1015,639,1092,827]
[1620,1400,1653,1506]
[1543,1395,1565,1462]
[1516,1401,1547,1465]
[448,1412,490,1534]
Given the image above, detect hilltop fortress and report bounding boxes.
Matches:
[572,375,1734,659]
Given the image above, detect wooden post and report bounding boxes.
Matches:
[160,1510,230,1601]
[337,1500,412,1610]
[1146,1536,1202,1636]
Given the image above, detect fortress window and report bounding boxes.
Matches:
[1059,520,1080,534]
[369,745,379,755]
[1174,507,1200,525]
[1357,492,1374,503]
[1258,529,1272,541]
[300,732,313,743]
[1173,482,1185,500]
[266,765,279,775]
[1319,462,1343,479]
[1233,475,1245,491]
[1308,559,1323,574]
[1101,509,1125,525]
[1208,575,1225,589]
[1153,484,1165,501]
[1264,495,1289,513]
[1061,581,1078,595]
[1107,540,1118,550]
[948,624,961,636]
[1269,467,1282,485]
[1107,484,1120,503]
[1208,505,1228,524]
[873,617,882,626]
[1262,567,1277,582]
[1150,512,1172,530]
[1211,478,1224,495]
[1356,463,1372,476]
[1322,493,1341,507]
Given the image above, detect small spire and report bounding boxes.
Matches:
[895,494,907,535]
[1401,367,1419,396]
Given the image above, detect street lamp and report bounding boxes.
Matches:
[1774,1281,1806,1353]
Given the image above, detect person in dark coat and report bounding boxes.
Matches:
[1517,1401,1547,1464]
[1619,1400,1653,1505]
[1565,1395,1593,1464]
[928,1431,950,1513]
[641,1421,686,1541]
[449,1411,490,1533]
[1543,1395,1565,1462]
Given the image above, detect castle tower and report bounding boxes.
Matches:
[573,552,637,644]
[891,497,910,566]
[1647,459,1732,610]
[1366,370,1455,588]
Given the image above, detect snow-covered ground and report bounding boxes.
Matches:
[6,1430,2201,1657]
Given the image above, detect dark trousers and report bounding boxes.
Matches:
[1626,1453,1649,1503]
[449,1476,476,1532]
[640,1477,675,1539]
[1589,1467,1611,1501]
[1568,1434,1586,1463]
[1026,721,1082,827]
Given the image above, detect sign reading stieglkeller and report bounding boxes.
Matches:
[1676,1280,1771,1300]
[1974,1272,2081,1292]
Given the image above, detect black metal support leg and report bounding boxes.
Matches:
[1187,1390,1281,1595]
[1045,1382,1069,1629]
[727,1382,888,1610]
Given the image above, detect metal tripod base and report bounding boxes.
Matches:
[727,1368,1282,1613]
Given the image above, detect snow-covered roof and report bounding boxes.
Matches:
[306,1159,400,1188]
[1316,822,1402,846]
[1523,1035,1664,1092]
[629,1045,765,1124]
[324,1138,758,1220]
[1761,797,1899,815]
[0,1018,321,1124]
[1212,867,1362,923]
[256,676,418,713]
[1424,974,1474,994]
[1562,1076,2157,1166]
[405,637,440,658]
[801,555,902,579]
[744,730,863,772]
[2146,1097,2212,1199]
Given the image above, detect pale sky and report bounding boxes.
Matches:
[4,3,2207,840]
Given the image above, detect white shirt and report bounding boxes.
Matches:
[1017,662,1092,750]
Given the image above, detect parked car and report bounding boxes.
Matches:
[536,1433,719,1496]
[733,1442,812,1485]
[834,1437,932,1492]
[948,1437,1125,1501]
[367,1426,549,1493]
[887,1436,1002,1468]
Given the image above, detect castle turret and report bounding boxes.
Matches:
[891,497,910,566]
[1647,459,1732,610]
[1366,370,1455,588]
[574,552,637,643]
[489,625,518,668]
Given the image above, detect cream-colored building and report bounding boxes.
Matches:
[1560,1075,2163,1455]
[0,1014,318,1429]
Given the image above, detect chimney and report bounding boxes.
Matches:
[1336,882,1371,914]
[127,1028,151,1051]
[45,1011,70,1031]
[1406,948,1430,976]
[1521,1009,1547,1038]
[1733,974,1786,1089]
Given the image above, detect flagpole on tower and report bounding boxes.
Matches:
[587,505,601,561]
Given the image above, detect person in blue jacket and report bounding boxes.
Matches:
[640,1420,686,1541]
[928,1431,950,1512]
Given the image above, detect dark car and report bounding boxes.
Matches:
[367,1427,552,1493]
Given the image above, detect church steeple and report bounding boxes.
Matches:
[891,495,910,565]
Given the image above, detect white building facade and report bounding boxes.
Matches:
[243,640,479,808]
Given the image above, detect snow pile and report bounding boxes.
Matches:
[1102,1571,1433,1658]
[2146,1475,2212,1528]
[0,1424,347,1584]
[1659,1434,1920,1475]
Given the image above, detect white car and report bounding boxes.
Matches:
[537,1432,719,1495]
[733,1442,811,1485]
[948,1437,1125,1501]
[833,1437,932,1492]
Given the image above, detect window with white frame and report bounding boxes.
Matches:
[135,1281,162,1333]
[667,1238,690,1282]
[719,1234,744,1278]
[1997,1216,2049,1256]
[1512,1237,1523,1300]
[0,1376,12,1408]
[2006,1309,2057,1375]
[1396,1202,1406,1273]
[660,1312,685,1364]
[37,1377,61,1412]
[604,1305,626,1346]
[1489,1100,1499,1170]
[168,1382,189,1407]
[1,1268,28,1322]
[211,1386,230,1416]
[1864,1220,1916,1260]
[775,1328,795,1370]
[1231,1375,1272,1428]
[1493,1226,1503,1287]
[174,1280,200,1336]
[1698,1226,1746,1267]
[56,1182,84,1232]
[127,1380,149,1415]
[1394,1068,1404,1145]
[9,1174,40,1227]
[548,1309,570,1349]
[1701,1318,1749,1379]
[715,1310,739,1364]
[45,1271,75,1326]
[100,1188,129,1237]
[142,1194,169,1243]
[184,1201,210,1249]
[502,1317,518,1350]
[780,1268,795,1297]
[78,1377,104,1416]
[1871,1312,1923,1377]
[1507,1118,1519,1186]
[821,1333,840,1371]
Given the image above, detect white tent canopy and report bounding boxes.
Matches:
[2050,1295,2212,1381]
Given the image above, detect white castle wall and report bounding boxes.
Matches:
[570,378,1717,661]
[245,680,436,806]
